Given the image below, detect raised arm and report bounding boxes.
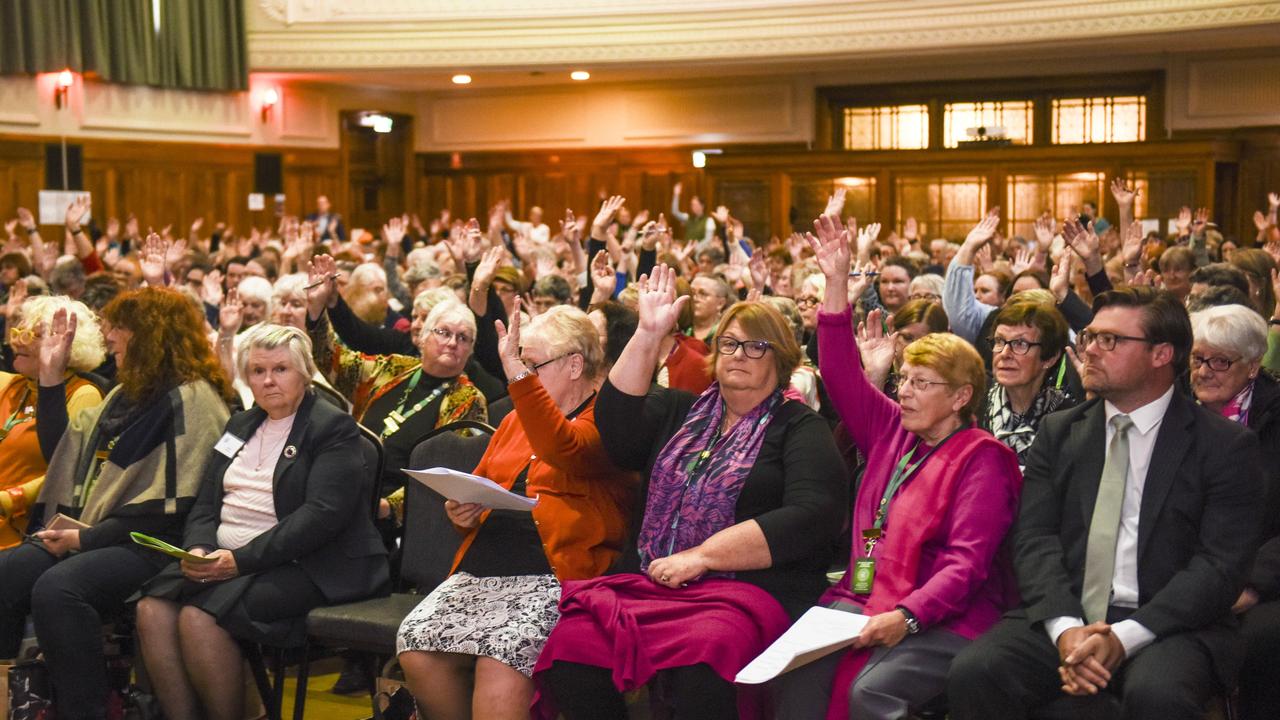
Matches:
[607,264,687,396]
[944,208,1001,343]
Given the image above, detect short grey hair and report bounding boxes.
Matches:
[524,305,604,379]
[11,295,105,372]
[414,286,459,315]
[272,273,308,304]
[237,275,274,311]
[422,299,476,343]
[1190,304,1267,363]
[236,323,318,385]
[910,273,945,298]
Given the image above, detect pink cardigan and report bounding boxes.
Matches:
[816,307,1021,639]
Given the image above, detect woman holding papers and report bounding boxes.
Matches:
[533,266,848,720]
[0,287,232,720]
[397,300,635,720]
[0,295,104,547]
[777,214,1020,720]
[135,323,388,720]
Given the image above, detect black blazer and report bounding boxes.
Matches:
[1246,372,1280,598]
[305,212,345,242]
[1014,388,1263,672]
[185,392,388,603]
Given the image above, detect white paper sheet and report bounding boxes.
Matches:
[403,466,537,512]
[735,606,869,684]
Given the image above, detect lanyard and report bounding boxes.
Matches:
[872,427,963,531]
[0,385,33,442]
[381,369,451,439]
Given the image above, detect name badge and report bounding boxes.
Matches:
[214,432,245,458]
[851,557,876,594]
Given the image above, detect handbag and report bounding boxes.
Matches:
[6,659,53,720]
[368,658,416,720]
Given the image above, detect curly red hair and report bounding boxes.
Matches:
[101,287,235,405]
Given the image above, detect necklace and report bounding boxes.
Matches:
[254,420,292,471]
[0,385,34,443]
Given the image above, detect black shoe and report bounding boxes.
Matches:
[330,659,367,696]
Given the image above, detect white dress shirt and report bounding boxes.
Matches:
[1045,384,1174,656]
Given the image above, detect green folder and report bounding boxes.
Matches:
[129,532,216,564]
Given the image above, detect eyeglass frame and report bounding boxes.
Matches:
[7,324,37,346]
[1076,330,1156,352]
[896,375,953,393]
[1190,353,1240,372]
[715,336,772,359]
[429,326,475,346]
[795,296,820,309]
[990,336,1044,356]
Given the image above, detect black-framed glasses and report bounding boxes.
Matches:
[522,352,579,372]
[896,375,953,392]
[991,337,1044,356]
[1190,354,1239,372]
[715,336,772,359]
[430,327,475,346]
[1076,330,1155,352]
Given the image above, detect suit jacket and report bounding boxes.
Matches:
[1245,372,1280,598]
[305,211,346,242]
[185,391,388,603]
[1013,388,1263,674]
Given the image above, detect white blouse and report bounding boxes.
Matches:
[216,413,296,550]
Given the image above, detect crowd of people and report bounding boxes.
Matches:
[0,182,1279,720]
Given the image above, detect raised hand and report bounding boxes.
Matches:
[964,208,1001,249]
[857,222,882,255]
[857,308,897,387]
[1033,213,1056,248]
[1271,269,1280,321]
[219,288,244,336]
[711,205,731,225]
[1176,206,1193,235]
[1191,207,1210,236]
[1061,218,1103,275]
[305,254,339,319]
[1011,246,1036,275]
[125,215,140,240]
[1270,192,1280,211]
[64,195,90,229]
[590,249,617,303]
[383,216,407,256]
[494,296,527,379]
[825,187,848,217]
[16,207,35,231]
[973,244,993,274]
[786,233,807,263]
[672,181,683,196]
[106,217,120,240]
[1256,211,1271,232]
[592,195,626,237]
[635,265,688,338]
[1110,177,1138,207]
[807,213,851,280]
[1120,220,1146,270]
[139,232,170,287]
[201,269,224,307]
[748,251,768,292]
[1050,252,1073,304]
[37,308,77,386]
[903,216,919,242]
[190,217,205,236]
[3,218,17,239]
[559,208,581,247]
[2,279,28,320]
[473,246,504,290]
[460,218,485,262]
[847,260,877,300]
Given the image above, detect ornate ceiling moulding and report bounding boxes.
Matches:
[250,0,1280,70]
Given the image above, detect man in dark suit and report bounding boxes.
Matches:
[949,286,1264,720]
[305,194,345,242]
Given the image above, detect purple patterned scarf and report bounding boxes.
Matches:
[637,382,783,572]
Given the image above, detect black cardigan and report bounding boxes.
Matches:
[595,379,848,618]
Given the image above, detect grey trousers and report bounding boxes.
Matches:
[773,621,969,720]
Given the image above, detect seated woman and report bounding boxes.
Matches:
[397,300,635,719]
[774,214,1021,720]
[0,287,232,719]
[980,298,1077,465]
[534,266,848,720]
[136,323,389,720]
[304,254,486,498]
[1187,305,1280,720]
[1,296,104,548]
[858,299,949,400]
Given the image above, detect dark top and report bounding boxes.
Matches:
[363,372,449,495]
[1246,371,1280,598]
[455,466,553,577]
[594,379,848,618]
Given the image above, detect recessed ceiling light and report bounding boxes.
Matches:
[451,74,472,85]
[570,70,590,81]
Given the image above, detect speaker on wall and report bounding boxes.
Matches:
[254,153,283,195]
[45,143,83,190]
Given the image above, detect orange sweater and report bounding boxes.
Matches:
[450,375,638,582]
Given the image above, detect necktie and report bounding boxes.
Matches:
[1082,414,1134,624]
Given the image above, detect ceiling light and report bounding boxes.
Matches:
[452,74,472,85]
[570,71,590,81]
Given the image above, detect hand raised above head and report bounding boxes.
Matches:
[634,264,687,338]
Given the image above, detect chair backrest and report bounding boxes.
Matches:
[401,420,496,592]
[313,381,353,414]
[487,395,514,427]
[355,422,385,522]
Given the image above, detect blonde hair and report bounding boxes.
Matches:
[12,295,105,372]
[525,305,605,380]
[236,323,318,385]
[902,332,986,421]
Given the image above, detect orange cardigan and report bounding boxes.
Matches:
[449,375,638,582]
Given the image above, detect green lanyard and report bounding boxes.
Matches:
[872,428,963,530]
[381,369,451,439]
[0,386,33,442]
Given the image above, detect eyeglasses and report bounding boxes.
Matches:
[7,324,36,346]
[991,337,1043,356]
[1076,330,1155,352]
[430,327,474,346]
[896,375,952,392]
[524,353,576,372]
[492,283,517,295]
[796,297,820,309]
[909,292,941,302]
[715,336,772,359]
[1190,354,1239,372]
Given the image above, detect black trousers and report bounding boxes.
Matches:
[1239,599,1280,720]
[947,616,1227,720]
[541,661,738,720]
[0,541,166,720]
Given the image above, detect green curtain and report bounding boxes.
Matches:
[0,0,245,92]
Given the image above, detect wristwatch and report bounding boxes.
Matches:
[895,605,921,634]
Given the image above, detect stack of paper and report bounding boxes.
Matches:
[735,606,869,684]
[403,467,537,511]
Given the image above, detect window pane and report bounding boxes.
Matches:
[1005,172,1105,240]
[896,175,988,241]
[944,100,1034,148]
[844,105,929,150]
[1052,96,1146,144]
[790,176,876,233]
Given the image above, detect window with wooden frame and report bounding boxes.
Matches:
[944,100,1035,147]
[1051,96,1147,144]
[843,105,929,150]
